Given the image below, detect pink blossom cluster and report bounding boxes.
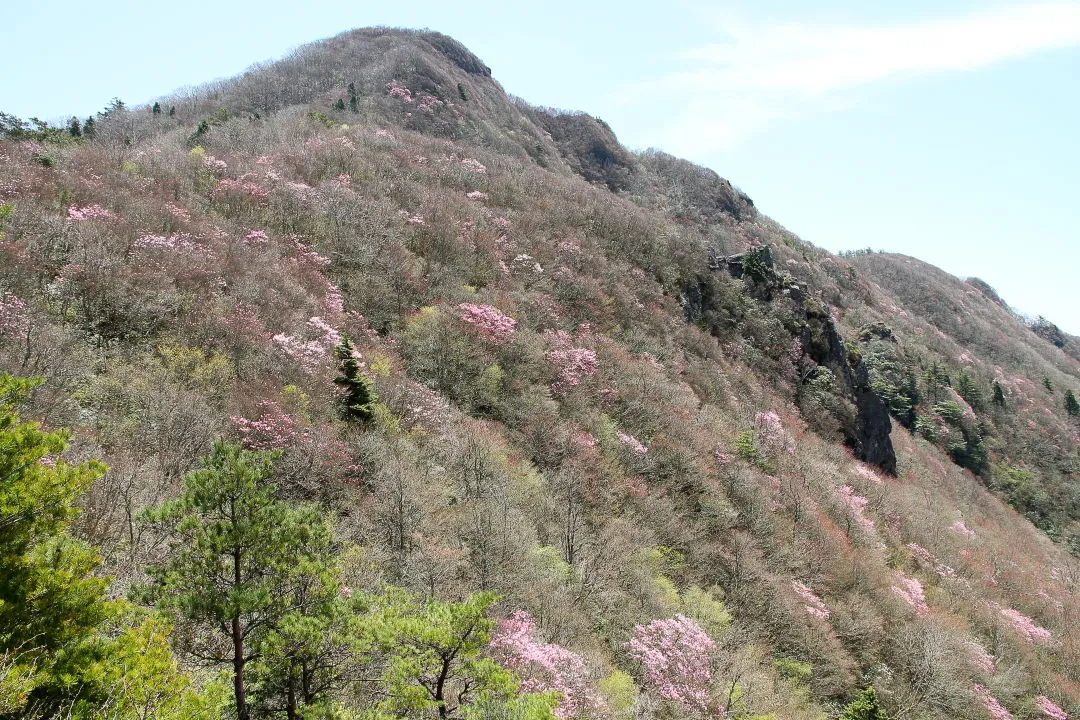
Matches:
[457,303,517,345]
[230,400,306,450]
[460,158,487,174]
[414,92,444,114]
[323,284,345,315]
[617,431,648,458]
[214,177,269,198]
[624,615,720,718]
[989,602,1052,644]
[466,190,489,201]
[836,485,875,532]
[753,411,794,456]
[713,445,735,465]
[905,543,956,578]
[134,233,199,251]
[290,236,331,268]
[950,520,976,538]
[891,571,929,614]
[386,80,413,103]
[853,465,884,485]
[398,210,425,225]
[67,204,113,221]
[791,580,830,620]
[374,129,396,140]
[555,238,581,257]
[399,381,452,431]
[0,292,29,337]
[272,316,341,372]
[967,641,995,675]
[332,173,352,188]
[1034,696,1068,720]
[203,155,228,174]
[510,253,543,275]
[973,684,1013,720]
[244,229,269,246]
[272,334,329,371]
[543,330,598,395]
[166,203,191,222]
[489,611,605,719]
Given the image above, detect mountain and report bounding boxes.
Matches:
[1,27,1078,720]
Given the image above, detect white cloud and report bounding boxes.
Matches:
[617,3,1080,152]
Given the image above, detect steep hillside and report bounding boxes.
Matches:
[1,27,1078,720]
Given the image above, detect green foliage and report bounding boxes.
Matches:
[992,465,1052,529]
[597,670,638,720]
[772,658,812,685]
[334,336,378,422]
[370,590,528,720]
[955,370,982,412]
[334,98,346,111]
[141,440,339,720]
[348,82,359,113]
[0,112,72,143]
[839,687,885,720]
[914,415,939,442]
[0,373,209,719]
[1065,389,1079,417]
[308,110,339,128]
[734,430,761,465]
[680,586,731,638]
[932,400,965,426]
[0,374,109,715]
[741,246,772,284]
[991,380,1006,408]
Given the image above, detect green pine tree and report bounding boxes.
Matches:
[141,440,338,720]
[1065,389,1080,417]
[152,101,161,116]
[992,380,1006,408]
[334,336,378,422]
[348,82,358,113]
[840,686,886,720]
[333,98,345,112]
[0,374,211,719]
[372,591,534,720]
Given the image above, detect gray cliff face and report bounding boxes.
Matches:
[697,245,897,474]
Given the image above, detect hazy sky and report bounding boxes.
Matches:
[3,1,1078,333]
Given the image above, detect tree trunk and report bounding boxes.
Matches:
[232,615,248,720]
[287,667,298,720]
[232,546,249,720]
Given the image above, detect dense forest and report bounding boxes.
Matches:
[1,27,1078,720]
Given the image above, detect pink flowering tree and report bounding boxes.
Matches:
[891,571,929,615]
[972,684,1013,720]
[1034,696,1067,720]
[624,615,723,718]
[988,602,1053,644]
[544,330,598,395]
[791,581,830,620]
[230,400,307,451]
[0,291,30,339]
[457,303,517,345]
[488,611,606,719]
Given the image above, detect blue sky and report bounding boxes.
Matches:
[3,1,1078,333]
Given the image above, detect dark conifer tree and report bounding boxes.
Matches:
[333,336,377,422]
[992,380,1006,408]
